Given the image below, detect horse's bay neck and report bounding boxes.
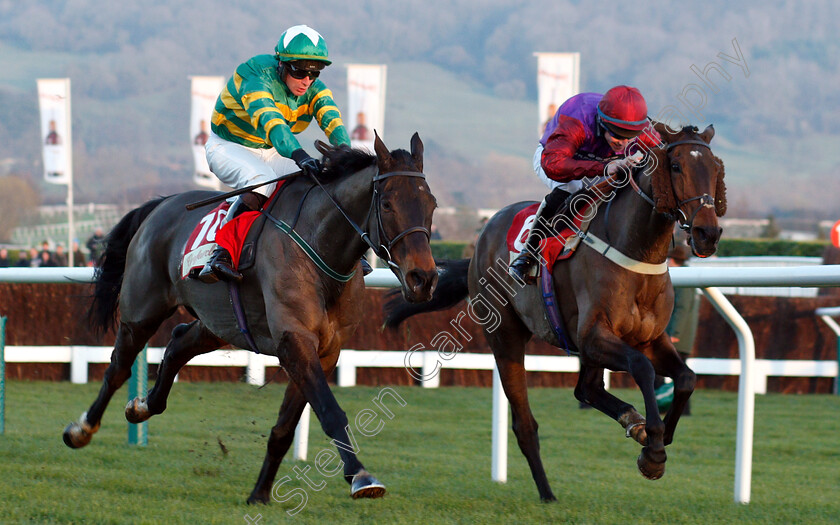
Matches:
[284,169,376,277]
[594,179,675,264]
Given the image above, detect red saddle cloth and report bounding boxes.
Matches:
[505,201,591,274]
[181,183,285,279]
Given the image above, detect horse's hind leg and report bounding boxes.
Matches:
[125,320,225,423]
[575,365,648,445]
[63,317,167,448]
[488,312,556,502]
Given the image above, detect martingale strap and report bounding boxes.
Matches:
[579,232,668,275]
[261,211,356,283]
[539,261,576,355]
[228,282,261,353]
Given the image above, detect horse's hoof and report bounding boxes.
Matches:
[246,494,270,505]
[619,410,648,445]
[62,412,99,448]
[637,451,666,480]
[625,421,648,446]
[350,470,386,499]
[125,398,151,424]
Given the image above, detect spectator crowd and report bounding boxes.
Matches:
[0,228,106,268]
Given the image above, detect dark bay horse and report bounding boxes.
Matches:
[385,123,726,500]
[63,133,438,503]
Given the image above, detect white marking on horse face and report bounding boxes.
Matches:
[690,150,702,158]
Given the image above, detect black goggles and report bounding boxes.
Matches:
[286,63,320,80]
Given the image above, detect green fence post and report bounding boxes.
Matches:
[1,316,6,435]
[127,345,148,446]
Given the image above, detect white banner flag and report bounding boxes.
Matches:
[190,76,226,188]
[37,78,72,185]
[347,65,387,152]
[534,53,580,137]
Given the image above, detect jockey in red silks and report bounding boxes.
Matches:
[508,85,662,282]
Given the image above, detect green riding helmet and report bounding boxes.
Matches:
[275,25,331,68]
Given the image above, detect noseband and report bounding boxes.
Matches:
[664,139,715,233]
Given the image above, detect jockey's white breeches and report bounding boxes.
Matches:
[205,130,299,198]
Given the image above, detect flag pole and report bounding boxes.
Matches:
[66,79,75,267]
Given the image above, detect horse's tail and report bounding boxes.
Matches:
[88,197,168,337]
[383,258,471,328]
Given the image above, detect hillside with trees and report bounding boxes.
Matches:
[0,0,838,223]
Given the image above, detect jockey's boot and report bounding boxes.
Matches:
[197,192,266,284]
[508,187,570,283]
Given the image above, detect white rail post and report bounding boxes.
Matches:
[337,350,357,387]
[491,365,508,482]
[245,352,265,386]
[815,307,840,395]
[70,346,88,384]
[702,287,755,505]
[293,404,311,461]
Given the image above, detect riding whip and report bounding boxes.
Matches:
[184,170,303,210]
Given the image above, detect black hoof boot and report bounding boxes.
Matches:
[508,254,536,284]
[197,247,242,283]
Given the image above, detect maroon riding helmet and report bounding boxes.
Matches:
[597,85,650,139]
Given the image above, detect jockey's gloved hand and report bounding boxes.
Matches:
[291,149,322,178]
[606,156,639,176]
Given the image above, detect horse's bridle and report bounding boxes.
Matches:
[306,168,431,280]
[366,170,431,272]
[664,139,716,233]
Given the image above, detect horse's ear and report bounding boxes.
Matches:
[653,121,677,143]
[314,140,332,156]
[650,150,678,213]
[714,155,727,217]
[373,130,392,168]
[699,124,715,144]
[410,132,424,172]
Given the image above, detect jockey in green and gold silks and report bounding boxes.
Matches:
[197,24,354,285]
[211,54,349,157]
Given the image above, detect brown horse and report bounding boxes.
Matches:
[385,123,726,500]
[63,133,438,503]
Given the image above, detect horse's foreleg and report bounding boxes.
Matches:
[127,321,223,423]
[575,365,647,446]
[248,380,310,505]
[649,333,696,446]
[63,320,159,448]
[279,332,384,499]
[581,327,666,479]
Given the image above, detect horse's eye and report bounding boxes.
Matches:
[381,201,393,212]
[671,162,681,172]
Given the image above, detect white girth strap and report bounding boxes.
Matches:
[579,232,668,275]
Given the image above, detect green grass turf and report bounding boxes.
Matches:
[0,381,838,524]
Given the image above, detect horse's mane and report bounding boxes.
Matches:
[319,146,376,180]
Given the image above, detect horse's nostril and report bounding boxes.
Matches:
[405,270,424,290]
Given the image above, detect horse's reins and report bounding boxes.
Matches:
[299,168,430,282]
[575,137,714,273]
